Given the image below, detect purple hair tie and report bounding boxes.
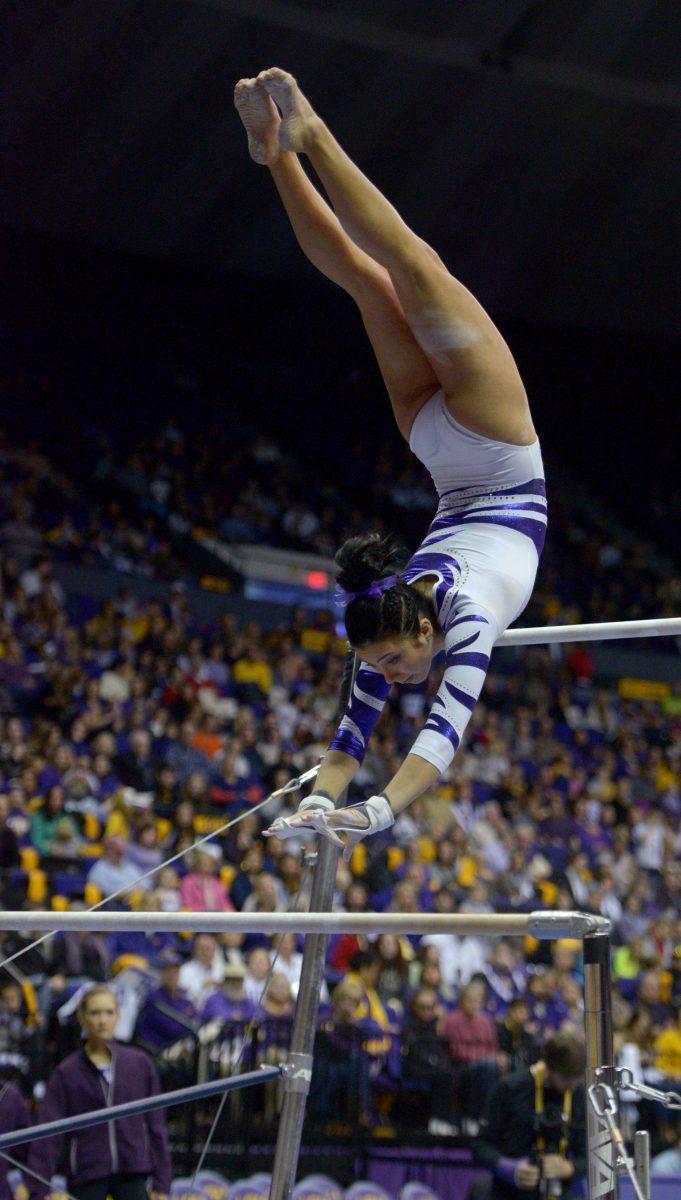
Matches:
[334,573,400,608]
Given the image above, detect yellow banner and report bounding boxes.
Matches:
[618,677,671,701]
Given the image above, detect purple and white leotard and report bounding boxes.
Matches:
[329,389,547,773]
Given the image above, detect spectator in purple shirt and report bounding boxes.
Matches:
[201,962,256,1023]
[28,985,171,1200]
[484,943,526,1019]
[163,721,210,786]
[0,1080,30,1200]
[637,969,674,1033]
[526,969,570,1034]
[135,951,198,1051]
[538,794,576,846]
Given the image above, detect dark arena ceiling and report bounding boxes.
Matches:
[4,0,681,340]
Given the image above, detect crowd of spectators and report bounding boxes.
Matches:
[0,525,680,1153]
[0,360,680,1163]
[0,426,183,581]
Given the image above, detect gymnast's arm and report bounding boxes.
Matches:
[314,748,361,799]
[381,752,440,812]
[264,662,388,836]
[319,659,391,794]
[308,594,499,849]
[316,594,494,811]
[315,746,439,811]
[382,595,499,812]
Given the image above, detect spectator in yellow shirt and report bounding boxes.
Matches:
[654,1006,681,1079]
[233,642,272,698]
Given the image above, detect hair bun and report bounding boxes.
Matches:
[335,533,407,593]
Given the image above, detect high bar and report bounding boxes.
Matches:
[0,910,609,939]
[0,1068,282,1152]
[497,616,681,647]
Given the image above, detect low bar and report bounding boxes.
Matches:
[0,910,608,938]
[497,615,681,646]
[0,1068,282,1152]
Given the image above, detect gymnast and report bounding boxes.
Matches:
[234,69,547,859]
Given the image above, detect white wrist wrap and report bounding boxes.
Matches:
[299,793,335,815]
[362,794,394,832]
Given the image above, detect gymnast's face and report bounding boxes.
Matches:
[358,620,435,686]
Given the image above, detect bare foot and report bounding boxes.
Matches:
[257,68,320,153]
[234,77,281,165]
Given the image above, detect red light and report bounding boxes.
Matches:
[306,570,328,590]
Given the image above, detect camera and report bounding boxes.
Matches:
[533,1106,570,1198]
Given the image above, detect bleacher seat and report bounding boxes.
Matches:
[346,1184,393,1200]
[227,1175,271,1200]
[399,1185,440,1200]
[293,1176,344,1200]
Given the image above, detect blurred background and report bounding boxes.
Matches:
[4,1,680,533]
[1,1,680,1194]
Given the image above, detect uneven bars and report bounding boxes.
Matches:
[0,1068,283,1152]
[0,910,608,939]
[497,616,681,646]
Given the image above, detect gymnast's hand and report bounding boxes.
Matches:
[263,792,336,840]
[305,795,395,862]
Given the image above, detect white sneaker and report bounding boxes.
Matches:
[461,1118,480,1137]
[427,1118,458,1136]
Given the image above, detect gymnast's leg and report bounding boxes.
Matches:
[234,78,437,441]
[257,68,535,446]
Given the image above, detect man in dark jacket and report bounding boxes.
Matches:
[28,985,172,1200]
[474,1030,586,1200]
[0,980,41,1094]
[496,997,541,1071]
[402,987,457,1134]
[115,731,158,794]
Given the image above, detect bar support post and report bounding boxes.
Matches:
[269,650,356,1200]
[583,932,618,1200]
[633,1131,650,1200]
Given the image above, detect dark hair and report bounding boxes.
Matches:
[45,784,64,811]
[508,995,530,1011]
[349,949,378,973]
[468,972,490,996]
[335,533,432,647]
[543,1030,586,1077]
[411,987,438,1015]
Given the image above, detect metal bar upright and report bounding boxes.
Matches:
[633,1131,650,1200]
[583,932,618,1200]
[269,648,357,1200]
